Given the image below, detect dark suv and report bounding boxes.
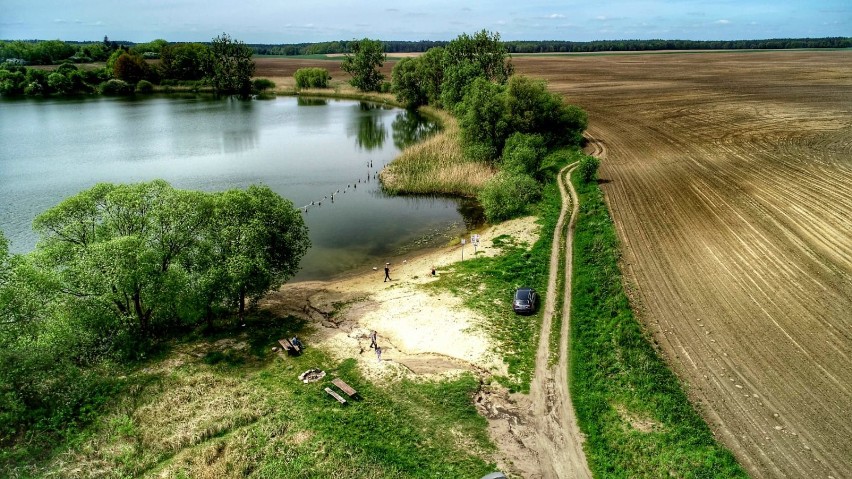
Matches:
[512,287,538,314]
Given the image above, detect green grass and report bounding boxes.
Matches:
[2,314,496,478]
[569,169,748,478]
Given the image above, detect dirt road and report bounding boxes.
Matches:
[515,51,852,478]
[525,164,591,478]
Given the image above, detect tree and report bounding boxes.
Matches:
[391,57,424,108]
[441,30,513,108]
[160,42,210,81]
[206,33,255,97]
[210,186,310,320]
[32,181,217,334]
[505,75,588,146]
[457,77,509,162]
[113,51,154,85]
[341,38,386,92]
[388,46,444,108]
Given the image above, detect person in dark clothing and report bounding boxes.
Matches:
[384,263,391,282]
[369,330,378,349]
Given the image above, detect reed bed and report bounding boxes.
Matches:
[381,108,495,196]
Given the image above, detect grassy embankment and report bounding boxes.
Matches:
[570,170,748,477]
[5,316,496,478]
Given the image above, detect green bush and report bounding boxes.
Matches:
[501,133,546,176]
[478,172,542,222]
[55,62,78,74]
[578,155,600,183]
[294,67,330,88]
[100,79,133,95]
[252,78,275,92]
[135,79,154,93]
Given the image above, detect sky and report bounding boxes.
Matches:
[1,0,850,44]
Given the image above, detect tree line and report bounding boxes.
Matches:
[0,33,260,98]
[0,182,309,440]
[247,37,851,56]
[5,37,847,65]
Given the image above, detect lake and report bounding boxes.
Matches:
[0,95,480,280]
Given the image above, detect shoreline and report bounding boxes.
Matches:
[262,214,539,380]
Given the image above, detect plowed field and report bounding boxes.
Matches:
[514,51,852,478]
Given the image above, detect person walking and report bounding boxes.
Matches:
[369,330,378,349]
[375,346,382,362]
[384,263,391,282]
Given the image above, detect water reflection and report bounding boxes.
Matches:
[351,102,388,150]
[456,197,486,229]
[297,97,329,106]
[392,111,441,149]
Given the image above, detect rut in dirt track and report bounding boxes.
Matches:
[525,163,591,479]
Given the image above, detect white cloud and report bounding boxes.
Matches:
[548,13,565,19]
[715,19,731,24]
[595,15,607,21]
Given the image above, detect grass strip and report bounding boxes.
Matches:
[570,170,748,478]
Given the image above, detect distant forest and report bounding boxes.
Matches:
[2,37,849,65]
[251,37,852,56]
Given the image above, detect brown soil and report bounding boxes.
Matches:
[513,51,852,478]
[254,56,394,91]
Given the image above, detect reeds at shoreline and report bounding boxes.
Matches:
[380,108,495,196]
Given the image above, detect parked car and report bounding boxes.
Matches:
[512,287,538,314]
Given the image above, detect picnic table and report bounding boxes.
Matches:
[278,338,301,355]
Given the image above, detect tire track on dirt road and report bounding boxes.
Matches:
[525,163,591,479]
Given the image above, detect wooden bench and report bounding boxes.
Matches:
[324,387,347,404]
[332,378,358,398]
[278,338,301,355]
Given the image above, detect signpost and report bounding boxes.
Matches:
[471,234,480,254]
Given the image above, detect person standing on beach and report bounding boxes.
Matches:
[375,346,382,362]
[384,263,391,282]
[369,330,378,349]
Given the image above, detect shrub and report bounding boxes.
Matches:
[100,79,133,95]
[578,155,601,183]
[294,67,330,89]
[56,62,78,74]
[252,78,275,93]
[135,79,154,93]
[501,133,547,176]
[478,172,541,222]
[47,72,72,95]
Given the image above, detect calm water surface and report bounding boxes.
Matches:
[0,95,478,280]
